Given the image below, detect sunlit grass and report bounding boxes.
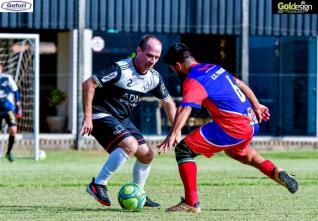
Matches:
[0,149,317,220]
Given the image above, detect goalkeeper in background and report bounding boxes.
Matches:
[0,64,22,162]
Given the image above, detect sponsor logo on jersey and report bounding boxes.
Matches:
[119,93,140,107]
[1,81,8,87]
[247,107,258,125]
[142,81,153,91]
[210,68,226,80]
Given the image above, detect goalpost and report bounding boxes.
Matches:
[0,34,40,160]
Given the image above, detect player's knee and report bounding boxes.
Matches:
[175,140,197,164]
[120,138,139,156]
[126,143,138,156]
[140,147,154,164]
[8,126,17,136]
[145,147,154,161]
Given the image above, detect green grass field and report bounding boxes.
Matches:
[0,149,318,221]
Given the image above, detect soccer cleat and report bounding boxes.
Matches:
[86,177,111,206]
[277,170,298,193]
[5,153,15,162]
[165,197,201,213]
[144,196,161,208]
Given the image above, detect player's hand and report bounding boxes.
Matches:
[80,117,93,136]
[157,131,180,154]
[255,104,270,123]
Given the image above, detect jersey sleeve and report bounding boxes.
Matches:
[180,78,208,109]
[150,76,170,100]
[8,75,18,92]
[231,75,238,82]
[92,63,121,87]
[8,75,20,102]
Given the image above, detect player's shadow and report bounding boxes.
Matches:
[0,156,36,161]
[1,205,124,213]
[205,207,259,212]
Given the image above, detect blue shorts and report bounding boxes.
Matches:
[92,116,146,153]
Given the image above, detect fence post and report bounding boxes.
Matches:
[242,0,249,84]
[76,0,86,150]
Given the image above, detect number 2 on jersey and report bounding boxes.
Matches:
[225,75,246,102]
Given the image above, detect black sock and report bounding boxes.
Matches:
[6,135,15,155]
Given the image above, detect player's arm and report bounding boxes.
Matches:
[160,97,176,125]
[81,64,120,135]
[158,78,207,153]
[81,77,97,135]
[235,78,270,123]
[151,76,176,124]
[15,92,22,118]
[9,76,22,118]
[157,105,192,154]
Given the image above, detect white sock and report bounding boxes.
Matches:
[95,148,129,185]
[133,160,151,188]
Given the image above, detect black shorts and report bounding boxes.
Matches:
[92,116,146,153]
[0,111,17,128]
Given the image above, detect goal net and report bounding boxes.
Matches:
[0,34,39,160]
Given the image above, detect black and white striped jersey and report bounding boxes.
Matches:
[91,58,170,120]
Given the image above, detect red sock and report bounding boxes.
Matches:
[258,160,276,179]
[178,161,198,206]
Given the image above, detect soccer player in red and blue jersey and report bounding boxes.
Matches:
[158,43,298,213]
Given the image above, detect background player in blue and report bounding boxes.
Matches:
[0,64,22,162]
[81,35,176,208]
[158,43,298,213]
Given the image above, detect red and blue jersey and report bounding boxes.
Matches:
[180,64,258,139]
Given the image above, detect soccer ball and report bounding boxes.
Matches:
[38,150,46,160]
[118,183,146,210]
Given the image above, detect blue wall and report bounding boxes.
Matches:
[0,0,317,36]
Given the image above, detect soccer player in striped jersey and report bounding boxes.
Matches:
[159,43,298,213]
[0,64,22,162]
[81,35,176,208]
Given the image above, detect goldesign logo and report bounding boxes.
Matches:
[0,0,33,12]
[272,0,318,14]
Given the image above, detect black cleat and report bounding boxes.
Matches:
[144,196,160,208]
[278,171,298,193]
[86,177,111,206]
[6,153,15,162]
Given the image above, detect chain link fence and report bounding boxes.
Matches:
[249,36,317,136]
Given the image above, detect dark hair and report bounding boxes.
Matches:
[163,43,193,65]
[138,35,162,51]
